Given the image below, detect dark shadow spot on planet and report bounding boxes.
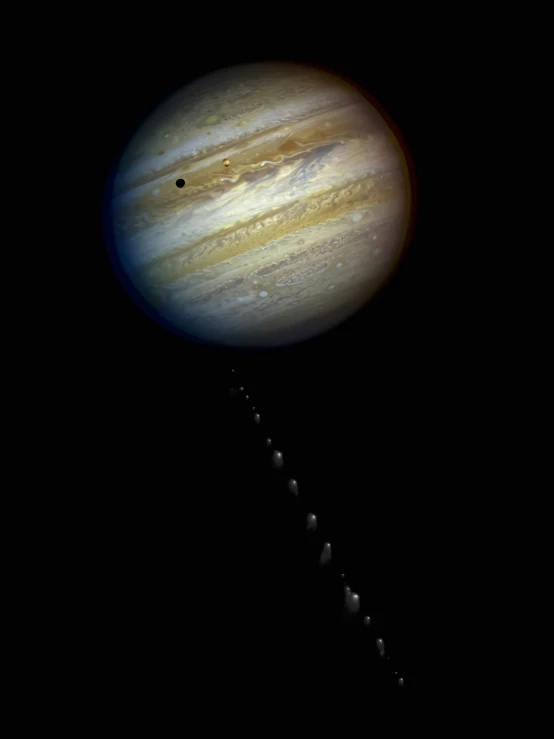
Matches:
[176,179,185,188]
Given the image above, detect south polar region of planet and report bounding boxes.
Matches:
[108,63,412,346]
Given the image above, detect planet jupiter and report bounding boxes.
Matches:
[107,63,412,346]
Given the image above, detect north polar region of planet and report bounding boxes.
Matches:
[107,62,412,347]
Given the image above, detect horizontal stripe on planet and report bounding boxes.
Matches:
[114,63,385,189]
[135,168,402,287]
[140,209,405,345]
[114,99,364,197]
[114,124,402,273]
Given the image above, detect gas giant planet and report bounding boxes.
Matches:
[107,63,412,346]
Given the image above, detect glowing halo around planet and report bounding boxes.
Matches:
[104,62,414,347]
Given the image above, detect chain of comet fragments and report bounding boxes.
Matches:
[229,367,405,690]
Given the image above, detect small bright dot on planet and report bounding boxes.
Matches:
[352,213,361,222]
[253,279,258,284]
[223,159,230,167]
[152,188,160,195]
[372,234,377,240]
[336,262,342,268]
[163,134,169,139]
[259,291,268,297]
[175,179,185,188]
[327,285,335,291]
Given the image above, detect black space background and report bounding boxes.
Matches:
[76,15,489,717]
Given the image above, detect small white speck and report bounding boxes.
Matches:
[259,291,268,297]
[253,279,258,284]
[372,234,377,240]
[152,188,160,196]
[352,213,361,222]
[336,262,342,268]
[163,134,169,139]
[327,285,335,291]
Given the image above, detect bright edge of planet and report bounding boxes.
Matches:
[104,62,413,347]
